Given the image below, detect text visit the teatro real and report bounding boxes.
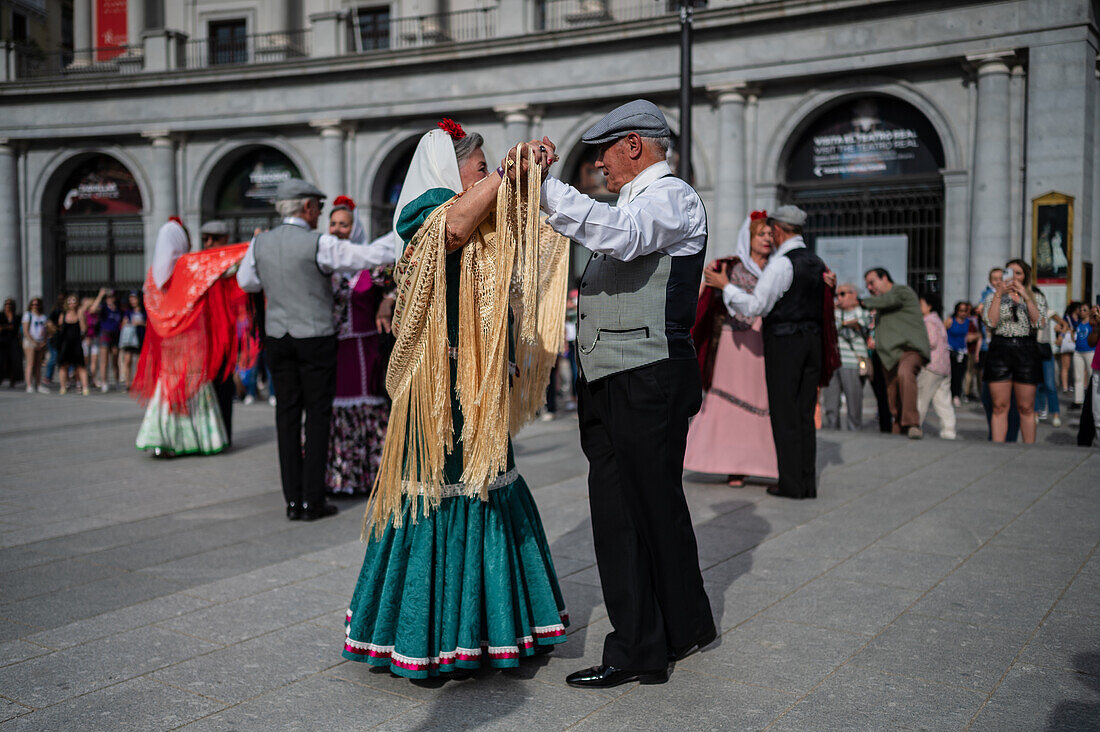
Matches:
[0,0,1097,315]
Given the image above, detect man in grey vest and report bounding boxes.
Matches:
[524,100,716,688]
[237,179,393,521]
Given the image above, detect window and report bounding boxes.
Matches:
[12,12,28,42]
[208,19,247,65]
[356,6,390,51]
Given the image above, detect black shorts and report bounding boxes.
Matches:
[983,336,1041,385]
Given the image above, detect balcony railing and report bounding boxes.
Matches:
[10,42,144,80]
[538,0,673,31]
[355,8,496,53]
[185,29,311,69]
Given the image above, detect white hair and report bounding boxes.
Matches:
[275,197,312,218]
[643,136,672,154]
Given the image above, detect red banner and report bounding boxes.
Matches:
[96,0,128,61]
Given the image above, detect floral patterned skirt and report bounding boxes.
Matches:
[326,399,389,495]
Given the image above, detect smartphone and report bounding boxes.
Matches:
[1002,269,1014,283]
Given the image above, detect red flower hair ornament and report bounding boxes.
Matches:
[168,216,184,226]
[438,119,466,140]
[750,210,768,221]
[332,195,356,210]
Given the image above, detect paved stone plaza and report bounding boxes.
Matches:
[0,389,1097,730]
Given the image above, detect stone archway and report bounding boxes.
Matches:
[199,145,302,242]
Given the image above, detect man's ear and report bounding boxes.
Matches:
[626,133,644,160]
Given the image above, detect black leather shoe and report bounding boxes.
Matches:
[669,626,717,662]
[565,664,668,688]
[300,501,339,521]
[286,503,302,521]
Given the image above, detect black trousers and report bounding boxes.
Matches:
[870,351,893,432]
[265,334,337,507]
[212,373,235,445]
[763,329,821,499]
[577,358,714,671]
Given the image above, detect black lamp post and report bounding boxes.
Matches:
[676,0,704,183]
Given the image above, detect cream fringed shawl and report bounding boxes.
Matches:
[364,163,570,538]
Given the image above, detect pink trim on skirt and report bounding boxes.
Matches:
[684,320,778,479]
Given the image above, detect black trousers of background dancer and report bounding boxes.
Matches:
[763,328,822,499]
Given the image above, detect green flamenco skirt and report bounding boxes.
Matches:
[342,469,569,679]
[135,380,228,456]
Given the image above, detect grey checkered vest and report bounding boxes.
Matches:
[253,223,334,338]
[575,221,707,382]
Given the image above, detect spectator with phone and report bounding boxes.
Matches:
[981,258,1046,443]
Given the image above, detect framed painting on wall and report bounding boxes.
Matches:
[1032,191,1073,316]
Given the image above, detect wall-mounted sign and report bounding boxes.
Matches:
[787,96,945,183]
[1032,191,1073,314]
[59,155,143,216]
[215,148,301,212]
[96,0,128,61]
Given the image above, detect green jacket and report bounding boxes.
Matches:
[862,284,931,371]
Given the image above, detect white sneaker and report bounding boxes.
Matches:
[243,395,255,405]
[268,396,277,406]
[941,431,957,440]
[25,385,33,393]
[36,385,49,394]
[1052,414,1063,427]
[100,383,109,393]
[1036,409,1048,421]
[540,412,555,422]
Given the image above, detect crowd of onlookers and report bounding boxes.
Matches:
[0,289,277,403]
[821,263,1100,445]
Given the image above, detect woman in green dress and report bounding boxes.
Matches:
[342,122,569,679]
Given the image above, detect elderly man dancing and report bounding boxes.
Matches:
[524,100,716,688]
[237,179,393,521]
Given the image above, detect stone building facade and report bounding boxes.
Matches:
[1,0,1098,315]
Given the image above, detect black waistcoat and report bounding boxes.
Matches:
[763,247,825,336]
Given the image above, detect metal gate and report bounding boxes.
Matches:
[786,179,944,295]
[204,212,285,244]
[54,216,145,296]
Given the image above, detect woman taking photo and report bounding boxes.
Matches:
[686,211,778,485]
[981,258,1046,443]
[343,123,569,680]
[21,296,49,393]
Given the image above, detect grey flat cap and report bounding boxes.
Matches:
[200,220,229,236]
[275,178,326,201]
[768,205,808,227]
[581,99,672,146]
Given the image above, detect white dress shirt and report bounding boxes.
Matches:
[540,160,706,262]
[721,235,807,318]
[236,217,395,293]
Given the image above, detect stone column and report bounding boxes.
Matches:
[312,121,347,220]
[941,170,971,311]
[708,83,748,259]
[1009,64,1026,258]
[143,132,179,261]
[128,0,146,47]
[495,104,531,151]
[72,0,93,65]
[0,142,23,305]
[967,53,1013,300]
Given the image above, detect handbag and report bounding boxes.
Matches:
[119,322,140,350]
[1059,328,1077,354]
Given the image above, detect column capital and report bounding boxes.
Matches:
[141,130,176,145]
[965,51,1015,76]
[310,119,348,136]
[706,82,755,104]
[493,104,532,123]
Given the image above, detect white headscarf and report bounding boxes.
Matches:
[332,199,367,245]
[150,219,191,290]
[733,215,765,280]
[391,128,463,258]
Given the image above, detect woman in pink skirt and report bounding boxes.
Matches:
[686,212,778,486]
